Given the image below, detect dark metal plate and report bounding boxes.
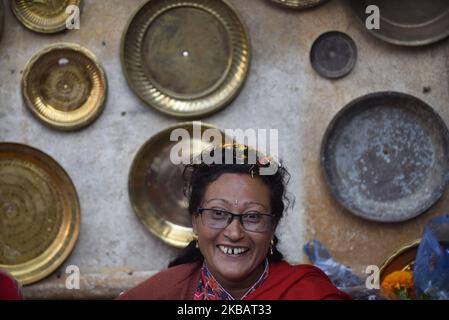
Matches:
[310,31,357,79]
[128,122,227,247]
[349,0,449,46]
[321,92,449,222]
[121,0,250,118]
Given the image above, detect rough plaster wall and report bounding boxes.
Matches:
[1,0,448,295]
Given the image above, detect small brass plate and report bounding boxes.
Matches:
[11,0,82,34]
[268,0,328,10]
[379,239,420,283]
[121,0,250,118]
[129,122,227,247]
[0,143,80,285]
[22,43,107,131]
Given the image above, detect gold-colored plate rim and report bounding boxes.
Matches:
[11,0,83,34]
[268,0,328,9]
[0,143,81,285]
[379,238,420,282]
[121,0,251,119]
[128,122,228,248]
[21,43,108,131]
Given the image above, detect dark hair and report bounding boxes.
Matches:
[168,144,293,268]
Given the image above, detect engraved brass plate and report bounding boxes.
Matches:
[269,0,328,10]
[0,143,80,285]
[128,122,227,247]
[121,0,250,118]
[22,43,107,131]
[11,0,82,34]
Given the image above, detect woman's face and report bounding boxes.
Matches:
[192,173,276,289]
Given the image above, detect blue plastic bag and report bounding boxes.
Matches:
[414,215,449,300]
[303,240,364,288]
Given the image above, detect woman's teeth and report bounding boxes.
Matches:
[218,245,249,255]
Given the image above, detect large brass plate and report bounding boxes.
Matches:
[268,0,328,10]
[129,122,227,247]
[0,143,80,285]
[350,0,449,46]
[11,0,82,34]
[121,0,250,118]
[22,43,107,131]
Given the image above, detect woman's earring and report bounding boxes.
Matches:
[270,239,274,255]
[195,240,199,249]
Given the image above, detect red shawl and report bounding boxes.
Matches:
[117,261,351,300]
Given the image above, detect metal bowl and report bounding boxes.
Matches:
[21,43,107,131]
[321,92,449,222]
[121,0,250,118]
[380,239,420,284]
[0,143,80,285]
[128,122,228,247]
[11,0,83,34]
[349,0,449,46]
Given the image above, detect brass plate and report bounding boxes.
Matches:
[0,143,80,285]
[11,0,82,34]
[268,0,328,10]
[349,0,449,46]
[379,239,420,283]
[129,122,227,247]
[121,0,250,118]
[22,43,107,131]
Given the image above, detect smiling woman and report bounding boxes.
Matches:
[117,144,350,300]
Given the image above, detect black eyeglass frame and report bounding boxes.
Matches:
[196,208,277,233]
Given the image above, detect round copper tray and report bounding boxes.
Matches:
[22,43,107,131]
[0,143,80,285]
[268,0,328,10]
[349,0,449,46]
[380,239,420,283]
[129,122,227,247]
[121,0,250,118]
[11,0,82,34]
[321,92,449,222]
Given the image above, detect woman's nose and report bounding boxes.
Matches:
[223,217,245,240]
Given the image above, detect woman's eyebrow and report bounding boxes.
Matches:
[204,198,267,209]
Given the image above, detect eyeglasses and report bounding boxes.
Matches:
[197,208,276,233]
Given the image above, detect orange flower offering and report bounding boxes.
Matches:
[381,270,415,300]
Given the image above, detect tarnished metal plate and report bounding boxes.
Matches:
[21,43,107,131]
[349,0,449,46]
[310,31,357,79]
[121,0,250,118]
[268,0,328,10]
[0,143,80,285]
[380,239,419,283]
[11,0,82,34]
[128,122,226,247]
[321,92,449,222]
